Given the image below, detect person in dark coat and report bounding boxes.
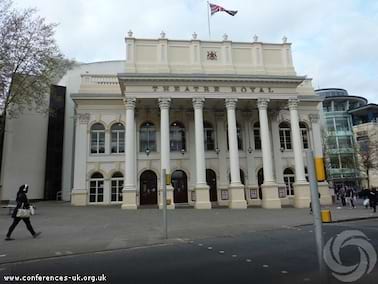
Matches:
[5,184,41,241]
[370,188,377,213]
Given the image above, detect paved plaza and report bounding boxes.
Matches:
[1,201,377,264]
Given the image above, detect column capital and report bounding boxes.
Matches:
[225,98,238,110]
[78,113,90,124]
[192,97,205,109]
[257,98,270,110]
[288,98,300,110]
[309,113,320,123]
[123,97,136,110]
[158,97,171,109]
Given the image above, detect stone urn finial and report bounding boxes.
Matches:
[223,33,228,41]
[282,35,287,43]
[253,34,258,42]
[160,31,166,39]
[127,30,133,37]
[192,32,197,40]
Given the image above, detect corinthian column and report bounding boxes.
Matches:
[158,97,175,209]
[257,98,281,208]
[225,98,247,209]
[192,98,211,209]
[288,99,310,208]
[122,97,137,209]
[71,113,90,206]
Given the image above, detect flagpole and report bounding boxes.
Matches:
[207,1,211,39]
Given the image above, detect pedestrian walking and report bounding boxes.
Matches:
[346,188,355,208]
[5,184,41,241]
[339,187,346,206]
[352,186,358,203]
[370,188,377,213]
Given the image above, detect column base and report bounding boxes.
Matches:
[293,182,311,208]
[71,189,87,206]
[228,184,247,209]
[122,188,137,210]
[318,182,333,205]
[158,185,175,210]
[194,185,211,209]
[261,183,281,209]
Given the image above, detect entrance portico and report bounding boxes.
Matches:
[116,73,324,210]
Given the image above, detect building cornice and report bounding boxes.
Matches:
[117,73,306,84]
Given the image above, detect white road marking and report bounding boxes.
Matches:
[281,270,288,274]
[189,241,194,244]
[55,252,62,255]
[309,230,313,233]
[198,243,203,247]
[245,259,252,262]
[262,264,269,268]
[65,251,73,255]
[0,254,6,257]
[207,247,213,250]
[219,250,225,254]
[232,254,237,258]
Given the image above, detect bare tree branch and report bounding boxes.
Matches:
[0,0,73,124]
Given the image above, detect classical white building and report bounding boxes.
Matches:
[0,32,333,209]
[69,32,332,209]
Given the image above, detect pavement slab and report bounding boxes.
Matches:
[0,200,377,264]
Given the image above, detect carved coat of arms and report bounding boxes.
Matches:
[207,51,217,60]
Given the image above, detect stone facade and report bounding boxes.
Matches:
[68,34,332,209]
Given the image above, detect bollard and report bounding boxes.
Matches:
[321,210,332,223]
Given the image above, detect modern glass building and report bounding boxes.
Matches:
[315,88,367,190]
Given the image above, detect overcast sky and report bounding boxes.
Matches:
[13,0,378,103]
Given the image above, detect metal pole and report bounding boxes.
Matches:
[207,1,211,39]
[162,168,168,239]
[306,150,327,282]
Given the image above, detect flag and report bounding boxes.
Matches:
[209,3,238,16]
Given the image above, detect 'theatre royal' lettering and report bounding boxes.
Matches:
[151,86,274,93]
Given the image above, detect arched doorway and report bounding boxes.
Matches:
[172,170,188,203]
[206,169,217,202]
[258,168,264,200]
[140,170,158,205]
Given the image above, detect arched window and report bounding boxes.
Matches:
[111,172,123,202]
[111,123,125,154]
[283,168,295,196]
[279,122,292,150]
[300,122,309,149]
[140,122,157,152]
[226,122,243,150]
[170,121,186,152]
[204,121,215,151]
[253,122,261,150]
[89,172,104,203]
[90,123,105,154]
